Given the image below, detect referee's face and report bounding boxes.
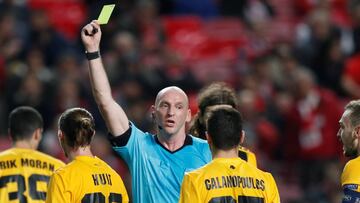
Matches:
[338,110,358,157]
[154,89,191,137]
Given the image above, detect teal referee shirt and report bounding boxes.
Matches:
[109,122,211,203]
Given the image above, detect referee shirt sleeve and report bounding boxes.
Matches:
[108,123,132,147]
[108,122,141,165]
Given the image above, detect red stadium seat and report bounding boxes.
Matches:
[189,57,237,85]
[201,18,247,60]
[28,0,87,40]
[162,15,202,37]
[163,16,247,62]
[162,15,205,61]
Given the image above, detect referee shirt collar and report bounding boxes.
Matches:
[155,135,193,154]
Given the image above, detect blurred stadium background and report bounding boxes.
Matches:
[1,0,359,202]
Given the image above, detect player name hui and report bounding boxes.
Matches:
[92,173,112,186]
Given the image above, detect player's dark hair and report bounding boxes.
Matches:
[345,100,360,127]
[8,106,43,141]
[59,108,95,148]
[206,106,243,150]
[189,82,237,139]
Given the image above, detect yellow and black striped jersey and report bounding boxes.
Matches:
[46,156,129,203]
[179,157,280,203]
[341,156,360,202]
[238,146,257,167]
[0,148,65,203]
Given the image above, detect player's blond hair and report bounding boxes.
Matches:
[345,100,360,127]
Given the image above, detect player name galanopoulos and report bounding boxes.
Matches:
[204,176,265,191]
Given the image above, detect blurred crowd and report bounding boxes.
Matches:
[1,0,360,202]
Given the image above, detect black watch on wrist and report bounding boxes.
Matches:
[85,51,100,60]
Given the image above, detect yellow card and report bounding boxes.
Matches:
[97,4,115,25]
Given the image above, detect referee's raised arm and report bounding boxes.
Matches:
[81,20,129,136]
[81,21,211,203]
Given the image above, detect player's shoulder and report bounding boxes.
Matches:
[253,165,273,177]
[261,171,277,183]
[0,148,29,157]
[344,157,360,170]
[183,163,207,181]
[238,146,257,167]
[0,148,64,166]
[342,157,360,185]
[51,159,78,177]
[343,157,360,175]
[57,156,115,173]
[94,156,119,174]
[0,148,15,158]
[185,158,239,177]
[32,150,65,167]
[241,161,275,181]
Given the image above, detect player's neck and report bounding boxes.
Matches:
[212,148,238,159]
[13,140,37,150]
[68,146,94,160]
